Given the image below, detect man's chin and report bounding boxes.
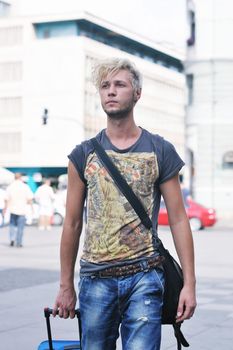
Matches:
[105,108,130,119]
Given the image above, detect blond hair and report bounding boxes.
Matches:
[92,58,142,92]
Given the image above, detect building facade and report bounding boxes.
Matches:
[186,0,233,219]
[0,1,185,189]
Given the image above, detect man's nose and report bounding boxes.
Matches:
[108,84,116,95]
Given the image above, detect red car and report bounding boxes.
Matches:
[158,198,217,231]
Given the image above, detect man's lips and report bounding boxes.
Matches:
[106,101,118,105]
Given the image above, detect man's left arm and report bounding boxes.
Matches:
[160,174,197,323]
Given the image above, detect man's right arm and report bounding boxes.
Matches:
[53,160,86,319]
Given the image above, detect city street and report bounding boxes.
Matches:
[0,222,233,350]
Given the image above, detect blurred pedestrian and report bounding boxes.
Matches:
[6,173,33,247]
[0,186,7,227]
[35,178,55,231]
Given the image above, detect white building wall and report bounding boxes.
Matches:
[0,5,185,179]
[194,0,233,59]
[0,19,25,165]
[22,36,85,166]
[186,0,233,220]
[0,16,85,167]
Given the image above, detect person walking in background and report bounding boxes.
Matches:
[0,186,7,227]
[35,178,55,231]
[53,58,196,350]
[6,173,33,247]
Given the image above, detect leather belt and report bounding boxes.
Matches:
[96,255,165,278]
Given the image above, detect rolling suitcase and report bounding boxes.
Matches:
[38,308,81,350]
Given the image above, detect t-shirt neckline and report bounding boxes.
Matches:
[103,127,144,153]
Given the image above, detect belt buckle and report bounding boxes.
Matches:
[99,271,107,278]
[98,270,113,279]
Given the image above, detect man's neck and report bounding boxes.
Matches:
[105,116,142,150]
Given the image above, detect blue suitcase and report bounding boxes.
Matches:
[38,308,81,350]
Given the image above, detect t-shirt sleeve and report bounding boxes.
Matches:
[159,139,185,184]
[68,144,86,184]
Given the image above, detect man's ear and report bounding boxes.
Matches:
[134,88,141,102]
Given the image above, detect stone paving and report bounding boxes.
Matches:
[0,222,233,349]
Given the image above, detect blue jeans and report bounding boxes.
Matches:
[9,214,26,246]
[79,268,165,350]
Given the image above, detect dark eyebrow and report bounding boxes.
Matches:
[100,79,127,86]
[115,79,126,83]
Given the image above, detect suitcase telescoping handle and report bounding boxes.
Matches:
[44,307,82,350]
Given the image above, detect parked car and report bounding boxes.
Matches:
[158,198,217,231]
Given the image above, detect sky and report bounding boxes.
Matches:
[11,0,187,53]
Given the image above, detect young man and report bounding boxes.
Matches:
[53,58,196,350]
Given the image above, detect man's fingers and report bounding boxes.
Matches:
[58,307,65,318]
[176,301,185,319]
[69,309,76,319]
[57,306,75,319]
[176,305,195,322]
[186,306,195,319]
[52,303,59,317]
[53,289,77,318]
[62,309,69,319]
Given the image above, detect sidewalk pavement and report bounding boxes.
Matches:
[0,224,233,350]
[214,218,233,230]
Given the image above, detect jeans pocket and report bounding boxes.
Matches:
[78,275,95,299]
[152,268,165,294]
[78,275,87,293]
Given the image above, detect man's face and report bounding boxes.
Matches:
[99,69,141,119]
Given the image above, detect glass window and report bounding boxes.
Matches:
[0,26,23,46]
[0,97,22,118]
[0,62,22,82]
[223,151,233,169]
[0,132,21,153]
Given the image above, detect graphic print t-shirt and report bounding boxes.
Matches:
[68,128,184,272]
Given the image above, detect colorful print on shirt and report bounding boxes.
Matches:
[82,150,159,263]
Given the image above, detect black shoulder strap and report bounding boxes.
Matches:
[91,137,152,230]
